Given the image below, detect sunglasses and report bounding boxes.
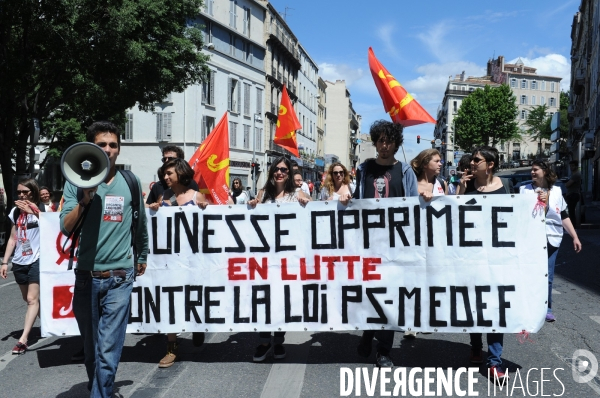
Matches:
[16,190,31,195]
[273,167,289,174]
[96,142,119,149]
[472,157,485,164]
[162,156,176,163]
[332,171,345,176]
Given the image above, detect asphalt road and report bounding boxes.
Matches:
[1,172,599,398]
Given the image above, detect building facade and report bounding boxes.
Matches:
[569,0,599,199]
[323,80,360,171]
[102,0,268,193]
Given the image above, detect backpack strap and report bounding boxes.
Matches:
[436,176,447,193]
[118,170,141,266]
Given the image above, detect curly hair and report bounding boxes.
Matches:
[322,162,350,197]
[260,157,295,202]
[410,149,441,178]
[162,158,194,187]
[532,160,558,188]
[369,120,404,154]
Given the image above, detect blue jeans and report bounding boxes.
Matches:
[470,333,504,367]
[547,243,559,311]
[73,268,134,398]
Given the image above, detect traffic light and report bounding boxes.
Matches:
[251,162,256,176]
[255,163,261,174]
[417,135,421,144]
[251,162,261,176]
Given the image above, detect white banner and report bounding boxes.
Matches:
[40,195,547,337]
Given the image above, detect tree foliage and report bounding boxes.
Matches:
[453,84,520,151]
[525,104,551,155]
[0,0,210,208]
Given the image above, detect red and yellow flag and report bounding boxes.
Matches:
[368,47,435,127]
[189,112,230,205]
[274,85,301,156]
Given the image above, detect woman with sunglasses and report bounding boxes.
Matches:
[520,160,582,322]
[230,178,250,204]
[1,179,43,355]
[156,158,209,368]
[247,157,310,362]
[457,146,513,383]
[320,162,353,204]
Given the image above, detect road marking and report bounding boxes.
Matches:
[552,289,561,295]
[0,338,45,373]
[0,281,16,289]
[260,332,312,398]
[590,316,600,325]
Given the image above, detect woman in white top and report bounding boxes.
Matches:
[230,178,250,204]
[320,162,353,205]
[247,157,310,362]
[1,179,42,355]
[411,149,447,201]
[520,160,582,322]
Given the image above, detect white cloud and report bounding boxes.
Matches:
[377,24,400,59]
[318,62,364,87]
[508,54,571,91]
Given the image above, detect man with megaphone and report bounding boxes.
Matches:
[60,121,148,397]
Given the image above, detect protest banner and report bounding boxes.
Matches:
[40,195,547,337]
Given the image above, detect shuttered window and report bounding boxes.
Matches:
[156,113,172,142]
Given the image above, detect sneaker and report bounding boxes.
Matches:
[546,312,556,322]
[375,353,394,368]
[158,341,178,368]
[469,349,483,364]
[403,331,417,339]
[253,343,272,362]
[192,332,205,347]
[357,333,373,358]
[489,365,509,384]
[71,347,85,362]
[273,344,286,359]
[12,342,27,355]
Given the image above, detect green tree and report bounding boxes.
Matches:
[0,0,210,208]
[454,84,520,151]
[524,104,552,157]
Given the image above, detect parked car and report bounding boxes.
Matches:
[510,160,520,168]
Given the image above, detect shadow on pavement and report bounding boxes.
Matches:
[54,380,133,398]
[555,231,600,295]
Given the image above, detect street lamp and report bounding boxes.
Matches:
[252,113,263,194]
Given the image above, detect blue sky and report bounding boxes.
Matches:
[267,0,578,162]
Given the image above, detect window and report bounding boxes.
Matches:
[531,80,537,90]
[246,43,253,63]
[156,113,172,142]
[229,0,237,29]
[256,88,263,115]
[243,7,250,36]
[203,21,212,43]
[229,33,235,55]
[453,101,457,113]
[541,96,545,105]
[549,97,556,107]
[124,113,133,141]
[254,127,262,151]
[521,110,527,120]
[229,121,238,147]
[541,81,546,91]
[550,82,555,92]
[531,96,536,105]
[521,79,527,89]
[510,78,517,88]
[201,116,215,141]
[243,124,250,149]
[520,95,527,105]
[205,0,214,15]
[202,70,215,105]
[228,78,241,113]
[244,83,251,116]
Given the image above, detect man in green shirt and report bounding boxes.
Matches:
[60,121,148,397]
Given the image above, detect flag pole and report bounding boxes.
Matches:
[400,144,407,163]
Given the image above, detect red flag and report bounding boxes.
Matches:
[189,112,230,205]
[368,47,435,127]
[274,85,301,156]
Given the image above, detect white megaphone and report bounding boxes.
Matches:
[61,143,110,191]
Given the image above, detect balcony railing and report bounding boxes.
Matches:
[445,89,469,97]
[271,66,276,76]
[271,103,277,114]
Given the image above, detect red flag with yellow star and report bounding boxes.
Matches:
[368,47,435,127]
[274,85,301,156]
[189,112,230,205]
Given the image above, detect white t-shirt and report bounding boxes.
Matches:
[232,191,250,204]
[8,208,41,265]
[519,183,566,247]
[300,182,310,197]
[432,178,446,196]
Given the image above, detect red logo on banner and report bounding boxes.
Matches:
[52,285,75,319]
[55,232,78,266]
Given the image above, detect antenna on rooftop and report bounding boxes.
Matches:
[282,6,294,21]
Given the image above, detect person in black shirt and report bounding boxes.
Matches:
[354,120,419,368]
[146,146,199,209]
